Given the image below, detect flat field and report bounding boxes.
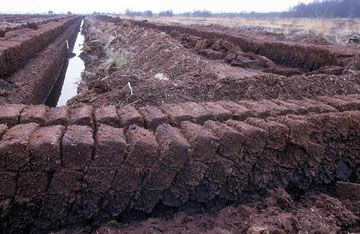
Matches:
[123,16,360,45]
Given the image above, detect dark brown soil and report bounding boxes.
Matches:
[0,14,66,33]
[0,17,79,79]
[68,16,360,108]
[0,14,360,234]
[0,17,82,104]
[90,187,360,234]
[193,23,333,46]
[0,100,359,233]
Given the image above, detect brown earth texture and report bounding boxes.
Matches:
[0,14,360,234]
[69,16,360,108]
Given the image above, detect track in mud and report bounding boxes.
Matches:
[0,15,360,233]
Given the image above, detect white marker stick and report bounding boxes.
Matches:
[128,82,133,96]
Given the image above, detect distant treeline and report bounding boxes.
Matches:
[287,0,360,18]
[121,0,360,18]
[123,9,282,18]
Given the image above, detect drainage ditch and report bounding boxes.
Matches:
[45,20,85,107]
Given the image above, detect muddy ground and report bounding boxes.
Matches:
[90,185,360,234]
[126,16,360,49]
[0,14,66,34]
[0,14,360,233]
[68,16,360,108]
[52,16,360,233]
[0,16,82,104]
[0,103,359,234]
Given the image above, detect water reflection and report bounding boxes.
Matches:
[45,20,85,107]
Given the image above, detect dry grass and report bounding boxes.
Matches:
[121,15,360,45]
[87,18,131,69]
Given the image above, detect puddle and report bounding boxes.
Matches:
[45,20,85,107]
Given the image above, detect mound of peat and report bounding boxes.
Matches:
[68,17,360,108]
[0,15,359,234]
[0,17,82,105]
[0,95,359,233]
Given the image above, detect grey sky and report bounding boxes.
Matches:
[1,0,314,14]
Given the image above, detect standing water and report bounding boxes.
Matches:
[45,20,85,107]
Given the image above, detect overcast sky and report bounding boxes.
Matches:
[1,0,314,14]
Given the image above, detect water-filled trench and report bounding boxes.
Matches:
[45,20,85,107]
